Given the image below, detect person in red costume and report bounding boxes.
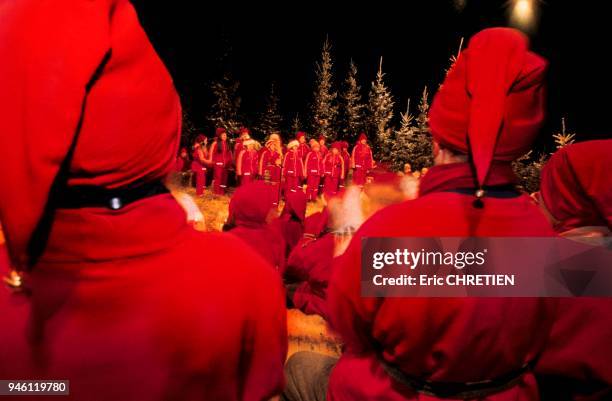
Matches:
[175,147,190,173]
[234,126,251,164]
[296,131,311,161]
[259,133,284,205]
[236,139,259,186]
[304,142,324,201]
[191,136,208,196]
[225,182,286,272]
[535,140,612,401]
[283,140,305,197]
[284,28,557,401]
[209,127,233,195]
[351,133,374,187]
[322,143,345,198]
[0,2,287,400]
[274,189,307,261]
[318,135,329,156]
[286,209,334,320]
[339,141,351,189]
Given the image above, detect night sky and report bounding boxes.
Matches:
[131,0,610,148]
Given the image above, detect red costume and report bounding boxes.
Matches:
[318,136,329,156]
[282,146,305,196]
[191,144,208,195]
[236,147,259,186]
[0,2,286,400]
[274,189,307,259]
[304,148,324,201]
[233,127,250,164]
[286,210,334,320]
[351,133,374,187]
[339,142,351,188]
[296,131,310,161]
[210,128,233,195]
[536,140,612,400]
[227,182,286,272]
[322,144,345,198]
[175,147,190,172]
[326,28,555,401]
[259,142,283,206]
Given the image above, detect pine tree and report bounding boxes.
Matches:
[403,86,434,170]
[290,113,302,136]
[208,72,241,134]
[367,57,395,161]
[340,60,366,143]
[181,108,198,149]
[256,83,283,139]
[552,117,576,150]
[311,38,339,141]
[391,99,416,171]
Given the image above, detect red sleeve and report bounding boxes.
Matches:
[328,229,381,353]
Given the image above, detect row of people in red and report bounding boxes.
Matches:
[175,129,375,199]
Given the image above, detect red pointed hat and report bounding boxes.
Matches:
[331,141,343,150]
[0,0,181,268]
[318,135,326,141]
[216,127,227,138]
[429,27,547,189]
[540,140,612,232]
[228,181,276,227]
[296,131,306,140]
[358,132,367,141]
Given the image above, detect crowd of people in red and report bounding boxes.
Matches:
[174,127,374,202]
[0,1,610,401]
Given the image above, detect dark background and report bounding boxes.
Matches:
[131,0,610,149]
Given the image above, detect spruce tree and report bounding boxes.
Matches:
[311,38,339,141]
[405,86,434,170]
[208,72,241,134]
[391,99,416,171]
[290,113,302,136]
[367,57,394,161]
[340,60,365,143]
[256,83,282,139]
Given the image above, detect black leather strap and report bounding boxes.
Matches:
[377,354,537,399]
[55,181,169,210]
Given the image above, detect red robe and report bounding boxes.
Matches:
[327,163,557,401]
[210,140,233,195]
[304,150,323,201]
[0,1,286,399]
[191,147,208,195]
[273,189,307,259]
[285,210,334,319]
[228,182,286,272]
[236,148,259,186]
[297,142,310,162]
[282,150,305,195]
[536,140,612,400]
[259,147,283,184]
[351,143,373,187]
[340,149,351,187]
[323,153,345,197]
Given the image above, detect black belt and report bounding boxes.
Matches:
[446,185,521,199]
[55,181,169,210]
[378,355,537,399]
